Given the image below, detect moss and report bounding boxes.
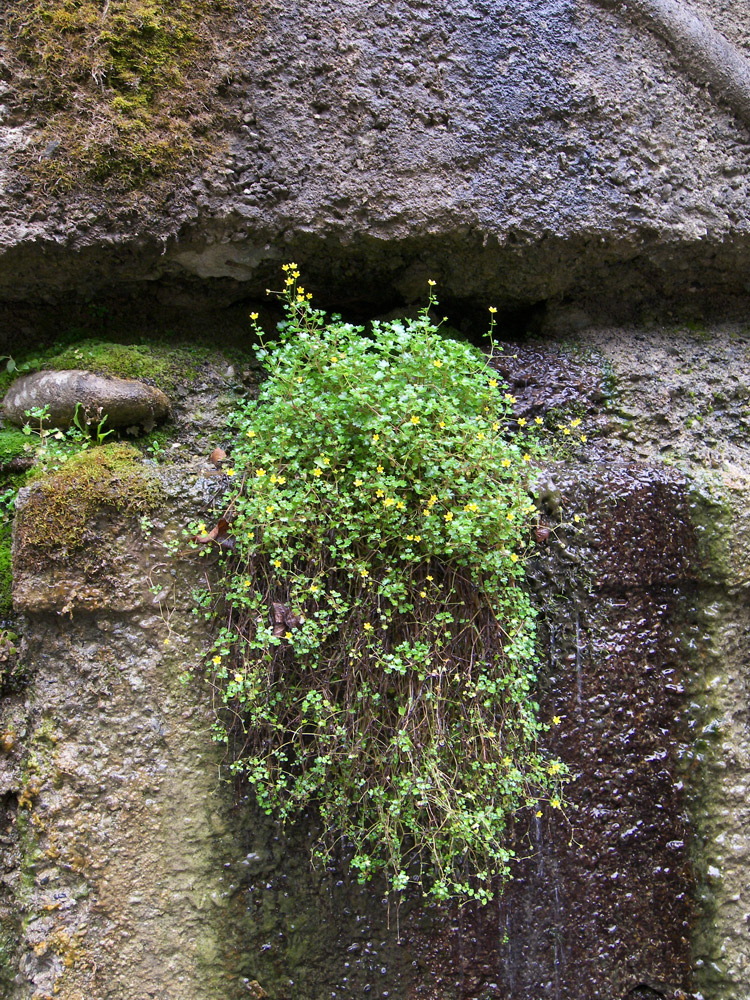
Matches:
[42,339,210,392]
[0,429,31,466]
[0,523,12,616]
[17,443,163,552]
[1,0,260,191]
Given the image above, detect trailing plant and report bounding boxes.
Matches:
[205,270,567,904]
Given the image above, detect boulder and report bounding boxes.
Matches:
[2,370,170,432]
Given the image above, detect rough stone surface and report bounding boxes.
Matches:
[2,370,170,432]
[0,327,748,999]
[4,1,750,321]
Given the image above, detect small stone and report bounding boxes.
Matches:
[2,370,170,432]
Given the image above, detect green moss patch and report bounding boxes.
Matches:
[2,0,260,191]
[0,430,32,467]
[17,443,163,552]
[42,339,212,393]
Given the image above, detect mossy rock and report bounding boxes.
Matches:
[16,443,163,552]
[42,340,211,393]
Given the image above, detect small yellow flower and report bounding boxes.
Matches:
[548,762,562,775]
[534,417,543,425]
[493,422,500,431]
[502,756,512,767]
[372,434,380,443]
[552,715,561,725]
[551,797,561,809]
[250,312,259,321]
[504,393,516,404]
[573,514,581,523]
[523,453,531,462]
[311,584,319,593]
[563,428,571,436]
[413,535,421,542]
[163,637,170,646]
[570,418,582,428]
[270,474,277,483]
[375,488,385,498]
[322,456,331,465]
[255,468,266,477]
[266,505,275,514]
[225,468,235,476]
[277,475,287,485]
[501,458,511,468]
[506,512,514,522]
[296,376,303,383]
[426,574,433,581]
[285,276,294,286]
[396,500,405,510]
[285,631,292,640]
[273,559,282,568]
[444,511,454,522]
[234,672,243,684]
[433,359,443,368]
[383,497,395,507]
[428,495,438,507]
[212,655,221,665]
[360,568,369,577]
[488,306,497,314]
[377,464,384,474]
[476,432,485,441]
[354,478,363,487]
[247,429,257,438]
[536,810,543,818]
[410,415,420,425]
[428,279,436,287]
[464,502,479,512]
[243,580,251,588]
[312,467,323,477]
[510,553,518,563]
[419,590,427,598]
[517,418,526,427]
[330,356,338,364]
[363,622,373,631]
[438,420,446,429]
[580,435,587,443]
[489,378,498,388]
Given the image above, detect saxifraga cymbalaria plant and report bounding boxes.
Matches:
[205,267,567,904]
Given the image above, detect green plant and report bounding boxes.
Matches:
[205,270,567,904]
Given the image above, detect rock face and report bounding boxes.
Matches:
[1,329,748,1000]
[2,370,170,431]
[3,0,750,322]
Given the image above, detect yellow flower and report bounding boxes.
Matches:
[375,488,385,498]
[273,559,282,568]
[580,435,587,443]
[363,622,373,631]
[504,393,516,404]
[372,434,380,443]
[534,417,543,425]
[285,631,292,640]
[277,475,287,485]
[510,553,518,563]
[250,312,259,321]
[536,810,543,818]
[413,535,421,542]
[410,415,420,425]
[330,356,338,364]
[428,279,436,286]
[489,378,498,388]
[506,512,514,522]
[234,672,243,684]
[377,464,384,474]
[383,497,395,507]
[523,453,531,462]
[225,468,235,476]
[464,502,479,512]
[548,762,562,775]
[163,637,170,645]
[551,797,561,809]
[312,467,323,477]
[419,590,427,598]
[501,458,511,468]
[476,432,485,441]
[354,479,363,487]
[396,500,405,510]
[285,276,294,286]
[247,429,257,438]
[311,584,319,593]
[517,418,526,427]
[433,359,443,368]
[573,514,581,523]
[426,574,433,581]
[266,505,275,514]
[488,306,497,314]
[255,468,266,477]
[502,756,512,767]
[296,376,303,383]
[428,494,438,506]
[438,420,446,429]
[360,568,369,577]
[243,579,251,588]
[570,417,581,428]
[493,422,500,431]
[322,456,331,465]
[552,716,561,725]
[270,474,277,483]
[444,511,454,522]
[212,655,221,665]
[563,428,571,436]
